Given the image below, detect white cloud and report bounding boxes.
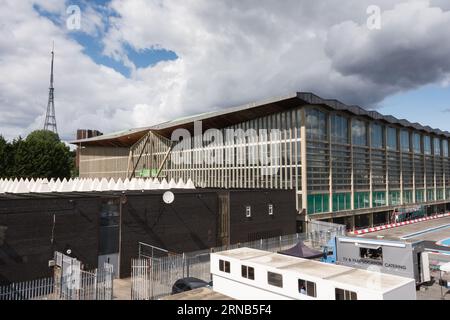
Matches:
[1,0,450,142]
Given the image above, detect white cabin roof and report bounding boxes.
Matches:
[213,247,414,293]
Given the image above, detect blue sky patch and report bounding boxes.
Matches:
[34,0,178,78]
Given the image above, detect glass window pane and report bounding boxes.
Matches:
[268,272,283,288]
[400,130,410,152]
[434,137,441,156]
[331,114,348,144]
[306,109,327,141]
[352,120,367,146]
[387,127,397,150]
[413,133,421,153]
[371,124,383,148]
[424,136,431,155]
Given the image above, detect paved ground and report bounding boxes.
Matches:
[360,216,450,242]
[113,278,132,300]
[160,287,233,300]
[113,276,449,300]
[417,280,450,300]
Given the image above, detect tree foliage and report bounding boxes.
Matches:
[0,130,75,179]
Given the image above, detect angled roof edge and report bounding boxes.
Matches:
[150,92,299,131]
[297,92,450,138]
[71,91,450,146]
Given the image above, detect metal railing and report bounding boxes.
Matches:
[0,277,54,300]
[0,252,114,301]
[131,220,345,300]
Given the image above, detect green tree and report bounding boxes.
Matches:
[27,130,72,178]
[0,135,16,178]
[0,131,75,179]
[0,135,8,177]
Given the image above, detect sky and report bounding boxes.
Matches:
[1,0,450,142]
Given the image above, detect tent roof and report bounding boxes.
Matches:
[278,241,324,259]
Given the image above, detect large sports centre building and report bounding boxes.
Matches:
[72,92,450,231]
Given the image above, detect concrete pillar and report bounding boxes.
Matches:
[300,109,308,212]
[369,212,374,228]
[346,215,355,232]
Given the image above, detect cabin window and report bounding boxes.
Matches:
[359,247,383,261]
[241,265,255,280]
[267,272,283,288]
[335,288,357,300]
[298,279,317,297]
[219,259,230,273]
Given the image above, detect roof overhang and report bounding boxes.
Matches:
[70,127,152,147]
[70,91,450,148]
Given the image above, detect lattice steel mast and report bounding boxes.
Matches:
[44,43,58,134]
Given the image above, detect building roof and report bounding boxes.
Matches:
[214,247,414,293]
[70,92,450,147]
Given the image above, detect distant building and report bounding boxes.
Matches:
[211,247,416,300]
[71,92,450,232]
[74,129,103,170]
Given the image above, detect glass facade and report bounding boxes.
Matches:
[434,137,441,156]
[424,136,431,155]
[306,109,327,141]
[388,191,401,206]
[332,193,351,212]
[400,130,410,152]
[331,114,348,144]
[139,105,450,216]
[403,190,413,204]
[427,189,435,202]
[354,192,370,209]
[373,191,386,207]
[387,127,397,151]
[413,133,421,153]
[352,120,367,146]
[307,194,330,214]
[416,189,425,203]
[371,124,383,149]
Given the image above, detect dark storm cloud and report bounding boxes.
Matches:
[325,2,450,102]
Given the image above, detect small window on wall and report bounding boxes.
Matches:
[268,204,274,216]
[359,247,383,261]
[298,279,317,297]
[245,206,252,218]
[267,272,283,288]
[219,260,230,273]
[335,288,357,300]
[241,265,255,280]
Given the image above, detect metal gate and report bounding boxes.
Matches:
[131,222,346,300]
[131,258,150,300]
[0,252,114,300]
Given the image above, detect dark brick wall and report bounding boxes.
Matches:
[228,189,297,243]
[119,191,218,278]
[0,196,102,284]
[0,189,298,282]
